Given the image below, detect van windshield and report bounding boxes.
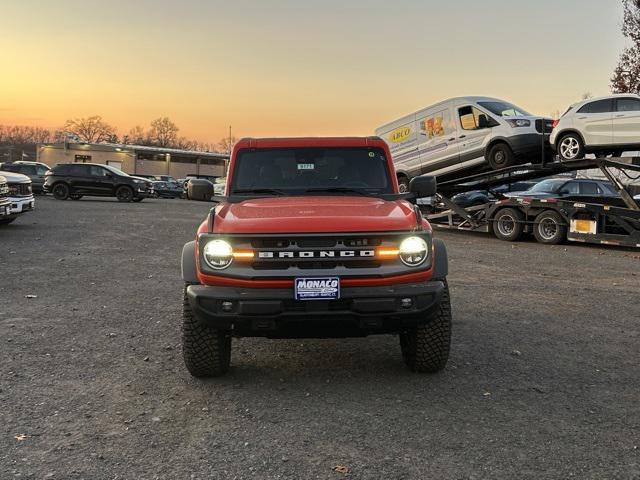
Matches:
[478,101,531,117]
[230,147,393,196]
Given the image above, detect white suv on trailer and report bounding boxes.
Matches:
[551,94,640,160]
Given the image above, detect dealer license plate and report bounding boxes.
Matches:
[294,277,340,301]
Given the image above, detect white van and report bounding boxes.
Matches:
[375,96,552,190]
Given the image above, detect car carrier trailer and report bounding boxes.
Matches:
[424,157,640,248]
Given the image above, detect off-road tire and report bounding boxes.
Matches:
[52,183,70,200]
[492,207,525,242]
[533,210,567,245]
[116,186,134,202]
[487,143,515,170]
[182,285,231,377]
[400,280,451,373]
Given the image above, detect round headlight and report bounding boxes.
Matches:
[399,236,428,267]
[203,239,233,270]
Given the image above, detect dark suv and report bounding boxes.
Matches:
[0,162,50,193]
[44,163,153,202]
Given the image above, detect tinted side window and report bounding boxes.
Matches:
[1,164,20,172]
[89,166,109,177]
[21,165,36,175]
[36,165,49,175]
[562,182,580,194]
[616,98,640,112]
[69,165,88,176]
[580,182,601,195]
[577,99,613,114]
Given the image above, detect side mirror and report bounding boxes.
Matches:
[409,175,437,198]
[478,114,489,129]
[187,178,214,201]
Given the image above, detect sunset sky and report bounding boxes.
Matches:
[0,0,627,143]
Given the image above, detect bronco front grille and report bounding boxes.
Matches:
[198,231,432,279]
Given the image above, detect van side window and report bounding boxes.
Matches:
[458,106,488,130]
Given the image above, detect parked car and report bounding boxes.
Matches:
[376,96,553,190]
[0,161,51,193]
[551,94,640,160]
[43,163,153,202]
[503,178,620,203]
[0,175,12,224]
[153,180,183,198]
[452,180,539,207]
[0,170,35,224]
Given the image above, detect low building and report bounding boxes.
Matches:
[36,142,228,179]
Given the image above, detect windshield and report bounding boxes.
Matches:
[478,101,531,117]
[103,164,129,177]
[230,147,393,196]
[528,179,566,193]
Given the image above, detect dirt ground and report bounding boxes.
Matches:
[1,196,639,480]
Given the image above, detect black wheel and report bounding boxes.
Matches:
[533,210,567,245]
[557,133,584,160]
[492,208,525,242]
[115,186,134,202]
[69,194,83,200]
[182,286,231,377]
[0,217,16,225]
[398,175,410,193]
[52,183,70,200]
[487,143,515,169]
[400,280,451,373]
[132,197,144,203]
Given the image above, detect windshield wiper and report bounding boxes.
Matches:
[232,188,287,196]
[303,187,372,196]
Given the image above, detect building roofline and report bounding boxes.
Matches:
[38,142,229,159]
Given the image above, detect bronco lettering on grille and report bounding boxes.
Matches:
[258,250,375,259]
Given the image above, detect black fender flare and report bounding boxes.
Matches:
[432,238,448,280]
[181,240,199,284]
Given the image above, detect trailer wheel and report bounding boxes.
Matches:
[487,143,515,169]
[533,210,567,245]
[492,208,525,242]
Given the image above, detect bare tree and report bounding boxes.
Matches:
[125,125,148,145]
[216,135,238,154]
[612,0,640,93]
[581,92,593,100]
[63,115,117,143]
[148,117,179,148]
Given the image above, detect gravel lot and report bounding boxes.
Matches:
[1,196,639,479]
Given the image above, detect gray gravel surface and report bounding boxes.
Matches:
[1,196,639,479]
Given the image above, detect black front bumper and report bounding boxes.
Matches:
[187,281,445,338]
